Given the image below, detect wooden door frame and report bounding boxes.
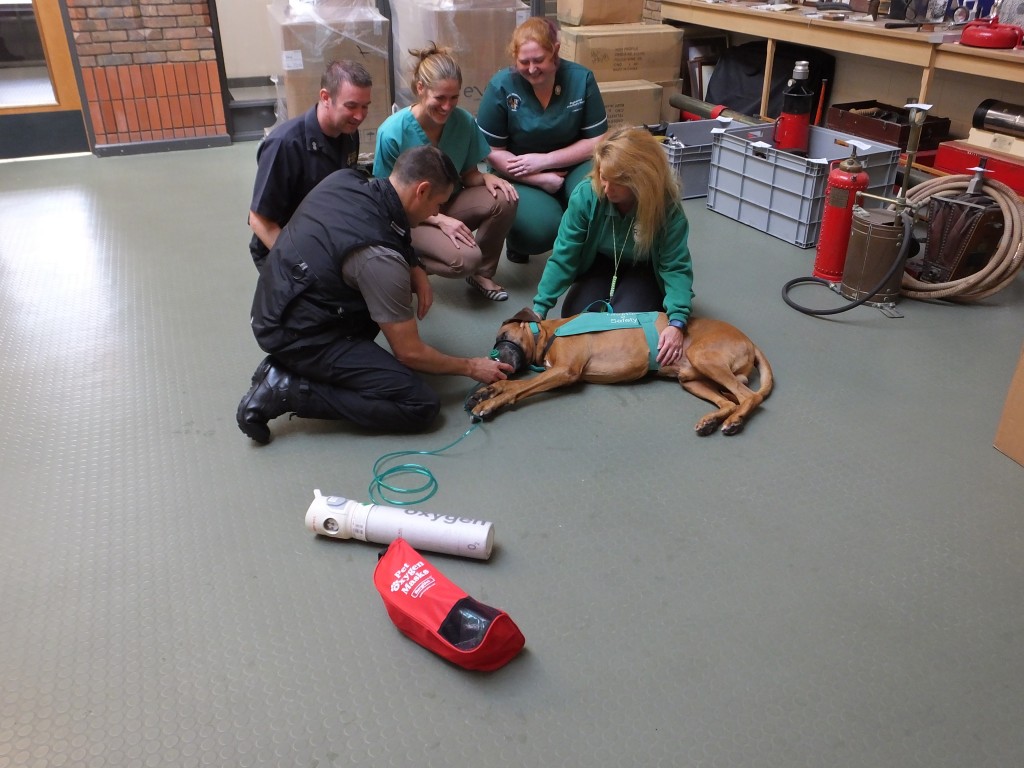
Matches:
[0,0,89,157]
[0,0,81,116]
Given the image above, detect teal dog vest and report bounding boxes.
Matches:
[545,312,662,371]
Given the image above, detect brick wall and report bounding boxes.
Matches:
[67,0,227,147]
[643,0,663,22]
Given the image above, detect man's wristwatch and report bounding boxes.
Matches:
[668,319,686,331]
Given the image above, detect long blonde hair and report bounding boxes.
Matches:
[591,127,682,256]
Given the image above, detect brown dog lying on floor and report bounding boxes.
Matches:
[467,308,774,436]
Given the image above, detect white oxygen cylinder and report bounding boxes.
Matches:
[305,490,494,560]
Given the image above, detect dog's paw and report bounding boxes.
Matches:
[470,389,516,420]
[465,385,495,411]
[470,402,497,420]
[720,419,745,436]
[695,418,720,436]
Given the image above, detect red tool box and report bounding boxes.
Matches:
[933,140,1024,195]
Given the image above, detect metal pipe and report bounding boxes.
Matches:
[668,93,764,125]
[896,105,928,205]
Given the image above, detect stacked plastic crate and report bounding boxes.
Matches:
[705,123,900,248]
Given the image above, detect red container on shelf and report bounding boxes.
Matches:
[933,140,1024,195]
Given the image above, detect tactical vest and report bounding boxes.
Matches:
[251,171,417,352]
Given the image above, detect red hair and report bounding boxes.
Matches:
[507,17,559,60]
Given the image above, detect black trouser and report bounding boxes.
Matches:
[274,338,440,433]
[561,257,663,317]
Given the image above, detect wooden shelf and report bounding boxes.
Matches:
[933,43,1024,78]
[659,0,1021,116]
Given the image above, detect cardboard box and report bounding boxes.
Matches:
[389,0,519,116]
[598,80,662,132]
[995,343,1024,468]
[967,128,1024,159]
[557,0,644,26]
[268,1,392,154]
[655,78,683,123]
[560,23,685,84]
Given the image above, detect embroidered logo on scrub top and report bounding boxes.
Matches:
[506,93,522,112]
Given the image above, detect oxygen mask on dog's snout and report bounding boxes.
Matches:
[491,340,526,373]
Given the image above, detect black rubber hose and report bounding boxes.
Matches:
[781,209,914,316]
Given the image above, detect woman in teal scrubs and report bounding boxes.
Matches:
[477,17,608,264]
[374,44,519,301]
[532,127,695,368]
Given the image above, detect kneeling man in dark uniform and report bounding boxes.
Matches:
[237,145,513,444]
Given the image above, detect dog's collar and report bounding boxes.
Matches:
[529,321,557,368]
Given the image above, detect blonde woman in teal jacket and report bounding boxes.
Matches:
[532,126,695,367]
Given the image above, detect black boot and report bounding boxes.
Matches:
[236,356,292,444]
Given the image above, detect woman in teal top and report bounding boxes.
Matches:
[532,127,695,368]
[476,17,608,264]
[374,44,518,301]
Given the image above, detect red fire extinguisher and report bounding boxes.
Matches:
[813,145,870,281]
[774,61,814,156]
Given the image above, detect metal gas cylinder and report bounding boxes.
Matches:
[839,207,907,305]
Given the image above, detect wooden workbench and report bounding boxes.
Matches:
[659,0,1024,118]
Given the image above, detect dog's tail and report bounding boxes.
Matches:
[717,342,774,435]
[752,344,774,401]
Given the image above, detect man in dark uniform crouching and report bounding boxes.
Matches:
[237,145,513,444]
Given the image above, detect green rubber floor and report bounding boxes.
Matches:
[2,143,1023,768]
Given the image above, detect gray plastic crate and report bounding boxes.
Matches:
[706,124,900,248]
[664,119,732,200]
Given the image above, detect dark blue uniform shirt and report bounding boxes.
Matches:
[248,104,359,269]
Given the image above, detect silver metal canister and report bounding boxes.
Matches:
[972,99,1024,140]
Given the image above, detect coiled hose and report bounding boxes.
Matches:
[901,174,1024,302]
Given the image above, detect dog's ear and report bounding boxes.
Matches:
[504,307,542,324]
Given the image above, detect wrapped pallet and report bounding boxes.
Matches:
[266,0,392,153]
[389,0,524,116]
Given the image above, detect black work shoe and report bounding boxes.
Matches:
[236,356,292,444]
[506,248,529,264]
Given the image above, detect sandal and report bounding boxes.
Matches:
[466,276,509,302]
